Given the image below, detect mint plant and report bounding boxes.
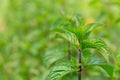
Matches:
[48,17,113,80]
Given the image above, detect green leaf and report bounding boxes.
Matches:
[43,47,67,67]
[65,27,84,40]
[85,56,106,65]
[56,30,79,46]
[85,56,113,77]
[70,16,85,27]
[81,39,109,62]
[99,65,114,77]
[48,61,78,80]
[83,23,103,39]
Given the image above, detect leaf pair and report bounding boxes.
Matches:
[55,28,109,62]
[64,23,102,40]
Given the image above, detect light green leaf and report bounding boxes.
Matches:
[85,56,113,77]
[99,65,114,77]
[48,61,78,80]
[81,39,109,62]
[83,23,103,39]
[56,30,79,46]
[85,56,106,65]
[43,46,67,67]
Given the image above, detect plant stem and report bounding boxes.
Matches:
[68,42,71,60]
[78,48,82,80]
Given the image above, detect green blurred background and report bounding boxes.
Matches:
[0,0,120,80]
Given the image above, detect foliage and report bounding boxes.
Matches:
[0,0,120,80]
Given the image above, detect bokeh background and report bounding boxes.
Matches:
[0,0,120,80]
